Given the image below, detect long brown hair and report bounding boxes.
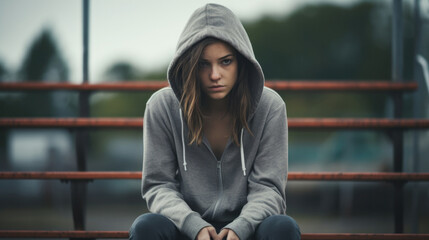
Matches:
[172,37,252,146]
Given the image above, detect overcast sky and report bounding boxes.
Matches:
[0,0,357,83]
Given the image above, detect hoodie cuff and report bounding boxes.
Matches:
[182,213,211,240]
[223,217,253,240]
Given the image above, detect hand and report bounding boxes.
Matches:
[218,229,240,240]
[196,226,218,240]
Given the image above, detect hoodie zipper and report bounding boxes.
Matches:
[202,137,226,220]
[211,160,223,219]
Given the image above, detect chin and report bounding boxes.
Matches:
[208,93,228,101]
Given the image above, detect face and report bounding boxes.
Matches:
[198,41,238,102]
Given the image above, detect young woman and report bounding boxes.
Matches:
[130,3,300,240]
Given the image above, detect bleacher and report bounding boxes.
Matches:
[1,0,429,239]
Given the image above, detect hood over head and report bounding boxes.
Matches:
[167,3,265,116]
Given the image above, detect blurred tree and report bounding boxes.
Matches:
[104,61,141,81]
[93,62,166,119]
[1,28,72,118]
[142,68,167,80]
[0,59,9,170]
[103,61,167,81]
[19,28,68,82]
[243,2,397,120]
[245,2,391,80]
[0,60,7,81]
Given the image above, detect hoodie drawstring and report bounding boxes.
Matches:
[179,109,188,171]
[240,128,246,176]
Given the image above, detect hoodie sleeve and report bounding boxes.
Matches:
[141,95,211,240]
[224,102,288,240]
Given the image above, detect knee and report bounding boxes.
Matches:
[256,215,301,240]
[129,213,176,240]
[129,213,154,239]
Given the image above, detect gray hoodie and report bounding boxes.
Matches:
[142,3,288,240]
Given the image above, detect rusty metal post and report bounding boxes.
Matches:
[411,0,423,233]
[392,0,404,233]
[71,0,90,231]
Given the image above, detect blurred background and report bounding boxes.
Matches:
[1,0,429,235]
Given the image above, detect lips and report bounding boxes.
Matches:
[208,85,225,91]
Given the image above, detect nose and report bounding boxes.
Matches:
[209,65,221,81]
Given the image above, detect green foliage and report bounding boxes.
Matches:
[102,60,167,81]
[0,60,7,81]
[94,63,168,119]
[240,1,406,128]
[244,2,391,80]
[19,28,68,82]
[142,68,167,80]
[91,92,152,117]
[89,92,152,153]
[103,61,142,81]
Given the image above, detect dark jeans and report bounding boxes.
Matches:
[129,213,301,240]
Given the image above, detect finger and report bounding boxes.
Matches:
[207,227,218,240]
[226,230,239,240]
[197,228,210,240]
[217,229,228,240]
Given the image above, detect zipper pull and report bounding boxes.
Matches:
[217,161,221,169]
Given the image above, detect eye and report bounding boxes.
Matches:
[199,61,210,68]
[221,59,233,65]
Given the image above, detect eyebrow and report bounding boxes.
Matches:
[200,53,234,61]
[219,54,234,60]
